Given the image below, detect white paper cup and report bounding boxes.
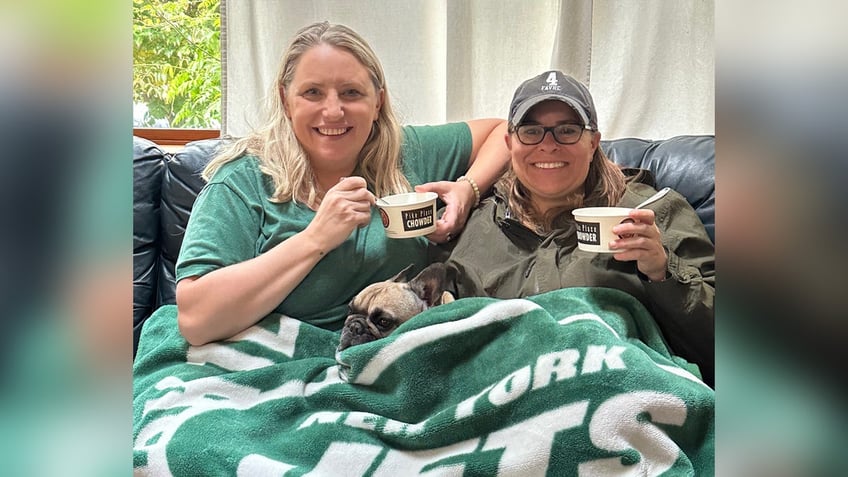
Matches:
[377,192,438,238]
[572,207,635,253]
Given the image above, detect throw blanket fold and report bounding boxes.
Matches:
[134,287,714,476]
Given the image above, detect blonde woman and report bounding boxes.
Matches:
[173,22,509,345]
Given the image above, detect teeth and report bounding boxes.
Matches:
[318,128,348,136]
[534,162,565,169]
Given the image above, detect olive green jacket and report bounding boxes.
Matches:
[441,178,715,385]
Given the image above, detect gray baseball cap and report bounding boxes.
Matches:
[508,70,598,129]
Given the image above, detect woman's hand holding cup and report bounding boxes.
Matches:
[308,176,375,251]
[610,208,668,282]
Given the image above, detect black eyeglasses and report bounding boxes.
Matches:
[512,123,594,145]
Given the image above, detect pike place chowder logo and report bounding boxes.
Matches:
[380,208,389,228]
[401,205,434,231]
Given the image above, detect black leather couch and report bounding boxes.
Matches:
[132,135,715,357]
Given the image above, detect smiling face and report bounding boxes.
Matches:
[283,44,383,184]
[506,100,600,215]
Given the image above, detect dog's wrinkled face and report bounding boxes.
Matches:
[338,263,449,351]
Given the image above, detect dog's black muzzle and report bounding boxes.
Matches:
[338,315,382,351]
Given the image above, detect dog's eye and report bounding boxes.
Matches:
[368,308,394,330]
[370,313,395,331]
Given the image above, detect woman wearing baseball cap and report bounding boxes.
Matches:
[443,70,715,386]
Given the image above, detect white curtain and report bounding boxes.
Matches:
[222,0,714,141]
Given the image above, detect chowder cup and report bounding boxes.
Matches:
[572,207,634,253]
[377,192,438,238]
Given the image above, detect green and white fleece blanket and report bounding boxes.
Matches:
[133,287,714,476]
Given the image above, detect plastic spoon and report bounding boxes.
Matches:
[634,187,671,209]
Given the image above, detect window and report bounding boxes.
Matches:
[133,0,221,145]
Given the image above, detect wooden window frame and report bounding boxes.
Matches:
[133,128,221,146]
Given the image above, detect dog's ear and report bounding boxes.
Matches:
[409,263,448,307]
[388,264,415,283]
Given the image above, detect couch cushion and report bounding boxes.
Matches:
[157,139,225,307]
[133,136,166,354]
[602,135,715,242]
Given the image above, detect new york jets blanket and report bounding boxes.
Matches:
[133,287,714,476]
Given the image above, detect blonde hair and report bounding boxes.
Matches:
[496,132,627,233]
[203,21,410,205]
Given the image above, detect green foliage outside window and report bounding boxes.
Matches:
[133,0,221,128]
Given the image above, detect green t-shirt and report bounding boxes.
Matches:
[176,123,472,330]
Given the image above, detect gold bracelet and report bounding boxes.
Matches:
[457,175,480,207]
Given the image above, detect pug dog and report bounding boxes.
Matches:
[338,262,453,351]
